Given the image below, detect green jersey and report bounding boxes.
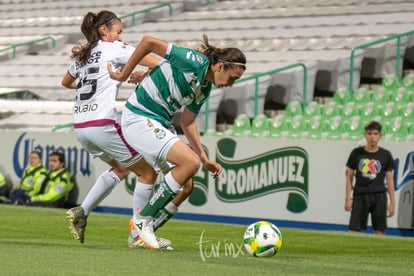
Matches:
[125,43,211,128]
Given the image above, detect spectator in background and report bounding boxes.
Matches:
[11,151,74,208]
[344,120,395,235]
[30,151,74,208]
[9,150,48,205]
[0,169,12,203]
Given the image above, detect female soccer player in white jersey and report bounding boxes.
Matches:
[108,35,246,249]
[61,10,190,249]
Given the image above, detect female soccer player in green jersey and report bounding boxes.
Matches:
[108,34,246,249]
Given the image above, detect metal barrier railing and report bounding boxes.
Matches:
[0,36,56,59]
[349,29,414,93]
[202,63,308,132]
[120,3,173,26]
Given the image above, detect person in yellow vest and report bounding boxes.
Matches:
[29,151,74,208]
[9,151,48,205]
[0,170,11,203]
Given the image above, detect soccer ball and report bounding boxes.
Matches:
[243,221,282,257]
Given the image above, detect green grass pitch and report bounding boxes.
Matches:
[0,205,414,275]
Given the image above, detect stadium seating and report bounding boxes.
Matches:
[306,115,326,140]
[333,87,352,105]
[226,113,251,138]
[287,115,307,139]
[250,114,270,138]
[343,115,364,141]
[383,116,409,141]
[321,101,342,118]
[324,115,346,140]
[268,114,289,139]
[1,0,414,134]
[359,101,380,120]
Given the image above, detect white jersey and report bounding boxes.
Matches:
[67,40,135,128]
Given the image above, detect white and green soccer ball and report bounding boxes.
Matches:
[243,221,282,257]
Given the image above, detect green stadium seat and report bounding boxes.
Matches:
[399,102,414,122]
[303,101,322,118]
[284,100,303,117]
[382,74,400,92]
[269,114,289,139]
[250,114,270,137]
[380,102,399,119]
[391,87,411,105]
[228,113,251,137]
[321,101,342,118]
[306,115,326,140]
[341,101,360,121]
[344,115,364,141]
[359,101,380,120]
[324,115,346,140]
[333,87,352,105]
[402,74,414,92]
[287,115,307,139]
[352,87,371,107]
[383,116,409,141]
[371,86,390,108]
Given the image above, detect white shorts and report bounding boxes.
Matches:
[121,108,179,172]
[75,123,142,168]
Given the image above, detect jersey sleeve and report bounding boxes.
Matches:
[67,63,77,79]
[164,43,209,77]
[112,41,135,65]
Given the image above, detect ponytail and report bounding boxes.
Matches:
[70,10,120,65]
[198,34,246,71]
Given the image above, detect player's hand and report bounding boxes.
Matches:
[202,159,222,179]
[107,63,127,82]
[128,69,150,84]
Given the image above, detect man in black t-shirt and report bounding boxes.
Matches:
[345,121,395,234]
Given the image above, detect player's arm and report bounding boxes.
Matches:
[128,54,162,84]
[344,168,354,212]
[61,71,76,89]
[108,36,168,82]
[386,170,395,217]
[180,107,221,179]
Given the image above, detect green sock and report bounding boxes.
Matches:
[140,181,177,217]
[153,202,178,230]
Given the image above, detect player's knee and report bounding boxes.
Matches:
[111,167,130,180]
[186,154,201,176]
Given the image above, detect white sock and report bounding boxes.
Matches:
[164,171,183,194]
[133,181,154,215]
[131,181,154,238]
[164,201,179,215]
[81,170,120,216]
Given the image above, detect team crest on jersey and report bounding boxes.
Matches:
[196,55,203,64]
[154,128,166,139]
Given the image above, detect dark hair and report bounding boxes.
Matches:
[50,151,65,165]
[71,10,120,65]
[198,34,246,71]
[365,120,382,133]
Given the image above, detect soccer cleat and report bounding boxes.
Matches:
[128,233,173,250]
[66,206,87,243]
[132,211,159,249]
